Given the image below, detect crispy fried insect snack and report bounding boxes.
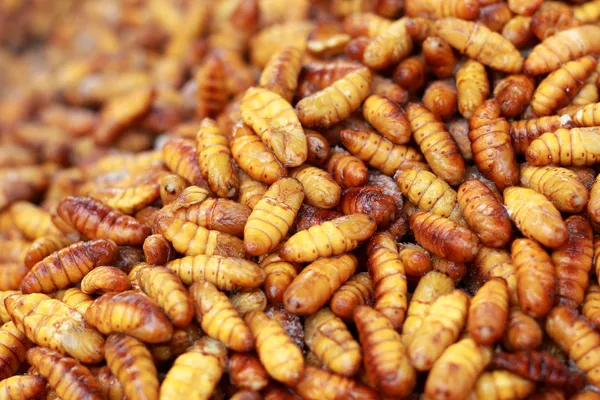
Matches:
[525,25,600,75]
[80,266,130,295]
[468,277,508,345]
[405,0,480,19]
[406,102,465,185]
[10,202,60,240]
[230,121,287,185]
[238,171,268,209]
[423,80,458,121]
[196,118,239,198]
[502,16,534,49]
[295,367,378,400]
[340,187,396,228]
[280,214,375,263]
[228,352,270,392]
[166,254,265,290]
[55,197,151,246]
[509,115,568,155]
[435,17,523,73]
[244,310,304,386]
[504,187,568,248]
[90,184,161,215]
[229,289,267,316]
[456,60,489,119]
[366,232,408,329]
[92,366,125,400]
[161,137,209,189]
[457,180,512,248]
[6,293,104,363]
[398,243,432,278]
[363,18,413,70]
[0,321,32,380]
[283,254,357,315]
[304,130,331,166]
[304,308,362,376]
[259,46,303,103]
[195,52,228,119]
[552,216,594,308]
[392,55,428,93]
[290,165,341,209]
[521,165,589,213]
[27,347,103,400]
[468,370,535,400]
[354,306,416,397]
[546,307,600,386]
[422,36,458,79]
[531,56,597,116]
[397,169,462,222]
[512,238,556,317]
[492,351,586,389]
[191,281,254,351]
[53,288,94,316]
[503,306,543,351]
[410,211,481,263]
[244,177,304,256]
[143,234,175,265]
[131,264,194,328]
[329,272,373,321]
[157,215,245,258]
[21,239,117,294]
[401,271,454,344]
[343,13,391,38]
[159,336,227,399]
[526,127,600,167]
[340,129,427,175]
[409,289,469,371]
[85,290,173,343]
[363,94,411,144]
[105,333,159,400]
[0,374,45,400]
[327,148,369,188]
[159,174,189,206]
[241,87,307,167]
[425,338,492,400]
[583,285,600,329]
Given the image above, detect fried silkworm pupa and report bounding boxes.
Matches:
[504,187,568,248]
[259,46,304,103]
[280,214,376,263]
[0,374,45,400]
[583,285,600,330]
[241,87,307,167]
[493,74,535,118]
[525,127,600,167]
[9,201,61,240]
[456,59,489,119]
[159,336,227,399]
[105,333,159,400]
[230,289,267,316]
[283,254,357,315]
[457,180,512,248]
[238,171,267,210]
[80,266,130,294]
[422,36,459,79]
[156,215,245,258]
[354,306,416,398]
[304,308,362,377]
[290,165,341,209]
[244,177,304,256]
[401,271,454,345]
[24,235,74,269]
[362,94,411,144]
[405,0,480,19]
[191,281,254,352]
[53,288,94,316]
[340,186,396,228]
[143,234,175,265]
[467,277,508,345]
[89,183,161,215]
[408,289,469,371]
[423,79,458,121]
[492,351,586,389]
[398,243,432,278]
[503,306,543,351]
[292,204,341,233]
[424,338,493,400]
[21,239,118,294]
[228,352,270,392]
[244,310,304,386]
[159,174,189,206]
[327,148,369,189]
[329,272,373,321]
[91,366,125,400]
[546,307,600,386]
[85,290,173,343]
[27,347,104,400]
[0,321,32,380]
[392,55,428,93]
[129,263,194,328]
[363,18,413,70]
[166,255,265,290]
[468,370,536,400]
[406,102,465,185]
[54,197,151,246]
[304,130,331,166]
[294,367,378,400]
[410,211,481,263]
[161,137,209,189]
